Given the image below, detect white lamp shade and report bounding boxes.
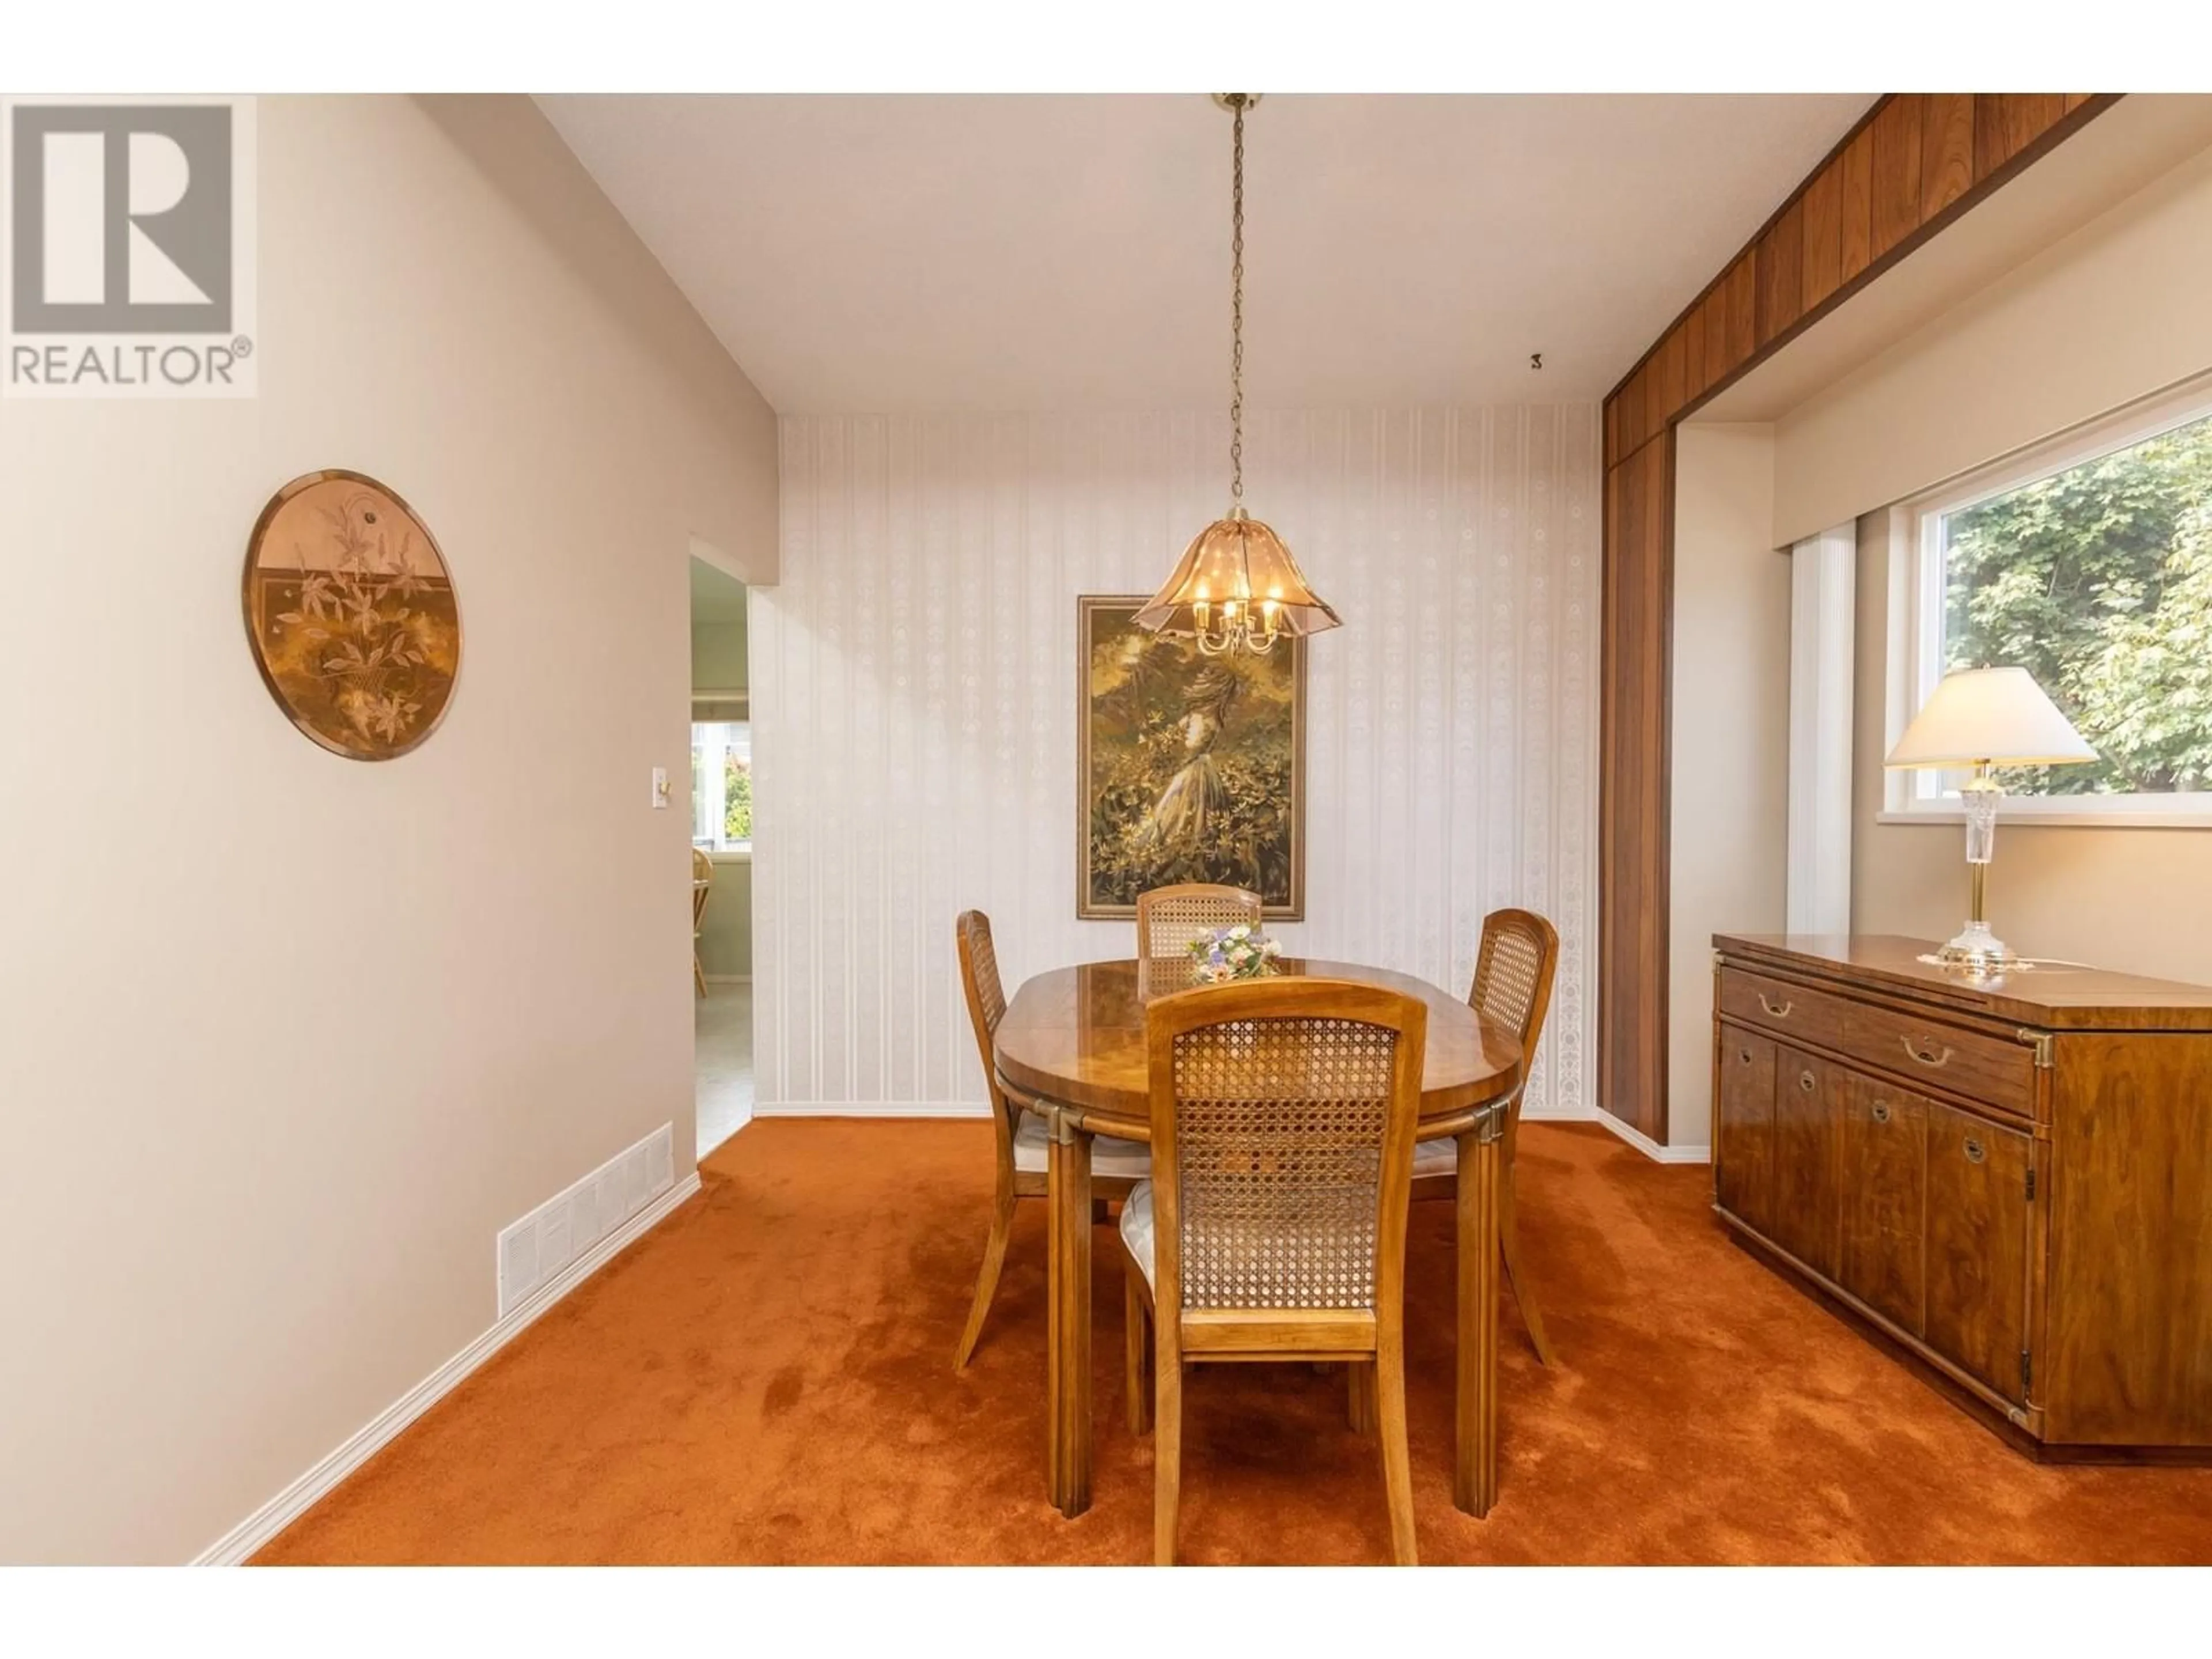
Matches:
[1885,666,2098,769]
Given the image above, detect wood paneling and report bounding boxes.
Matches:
[1698,285,1729,393]
[1604,93,2108,446]
[1597,94,2113,1145]
[1920,93,1975,221]
[1618,363,1646,457]
[1800,160,1843,314]
[1596,432,1672,1139]
[1976,93,2066,180]
[1756,198,1806,346]
[1870,94,1923,260]
[1653,326,1685,422]
[1838,125,1874,282]
[1721,252,1756,378]
[1683,301,1708,403]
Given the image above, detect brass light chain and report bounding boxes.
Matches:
[1229,93,1245,508]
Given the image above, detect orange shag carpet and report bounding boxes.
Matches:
[257,1121,2212,1565]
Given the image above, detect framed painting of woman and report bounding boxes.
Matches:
[1076,594,1305,921]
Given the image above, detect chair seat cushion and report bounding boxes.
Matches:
[1012,1111,1152,1180]
[1120,1180,1156,1289]
[1411,1137,1457,1178]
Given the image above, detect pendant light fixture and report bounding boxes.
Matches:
[1134,93,1340,657]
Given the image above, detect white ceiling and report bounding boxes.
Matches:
[540,93,1873,412]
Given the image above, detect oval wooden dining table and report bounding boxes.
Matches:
[993,956,1525,1522]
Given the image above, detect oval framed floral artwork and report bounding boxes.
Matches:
[242,470,461,760]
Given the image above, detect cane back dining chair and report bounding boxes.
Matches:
[953,910,1150,1369]
[1410,906,1560,1365]
[1120,977,1429,1566]
[1134,883,1264,964]
[691,849,714,999]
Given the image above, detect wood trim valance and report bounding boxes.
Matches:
[1596,94,2118,1146]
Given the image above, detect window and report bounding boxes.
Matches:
[692,719,752,854]
[1891,382,2212,823]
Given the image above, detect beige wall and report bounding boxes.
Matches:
[1774,138,2212,548]
[0,96,777,1562]
[1851,516,2212,984]
[691,619,749,690]
[1667,425,1791,1149]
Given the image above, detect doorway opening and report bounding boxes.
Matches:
[690,554,753,1155]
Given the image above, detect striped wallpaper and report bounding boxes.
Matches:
[752,407,1601,1118]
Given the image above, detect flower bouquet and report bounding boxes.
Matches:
[1188,923,1283,985]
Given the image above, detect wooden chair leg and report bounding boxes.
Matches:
[1346,1359,1377,1434]
[1124,1271,1153,1435]
[693,951,707,999]
[1375,1340,1419,1566]
[1154,1342,1183,1566]
[953,1192,1017,1370]
[1501,1172,1556,1367]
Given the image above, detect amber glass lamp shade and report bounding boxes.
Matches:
[1133,508,1340,654]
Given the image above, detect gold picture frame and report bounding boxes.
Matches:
[1077,593,1306,921]
[242,469,461,761]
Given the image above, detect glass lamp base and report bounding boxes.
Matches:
[1933,919,2025,975]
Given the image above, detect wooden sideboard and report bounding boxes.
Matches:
[1710,933,2212,1459]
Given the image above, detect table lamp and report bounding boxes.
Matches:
[1884,666,2097,972]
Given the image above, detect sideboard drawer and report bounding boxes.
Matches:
[1849,999,2037,1118]
[1718,965,2039,1118]
[1718,966,1854,1049]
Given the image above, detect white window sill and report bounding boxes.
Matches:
[1877,809,2212,831]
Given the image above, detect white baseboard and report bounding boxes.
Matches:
[192,1171,703,1566]
[1591,1110,1711,1165]
[752,1100,990,1119]
[1514,1101,1709,1163]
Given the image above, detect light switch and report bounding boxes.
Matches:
[650,766,671,809]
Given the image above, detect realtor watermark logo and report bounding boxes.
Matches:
[2,94,256,397]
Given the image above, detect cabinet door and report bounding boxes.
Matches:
[1771,1048,1844,1279]
[1714,1028,1777,1233]
[1839,1077,1927,1336]
[1925,1102,2033,1404]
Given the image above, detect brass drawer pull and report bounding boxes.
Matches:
[1964,1136,1986,1164]
[1798,1070,1818,1093]
[1758,993,1793,1017]
[1902,1035,1954,1069]
[1871,1100,1892,1124]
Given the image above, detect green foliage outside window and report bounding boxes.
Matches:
[724,753,753,842]
[1943,410,2212,794]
